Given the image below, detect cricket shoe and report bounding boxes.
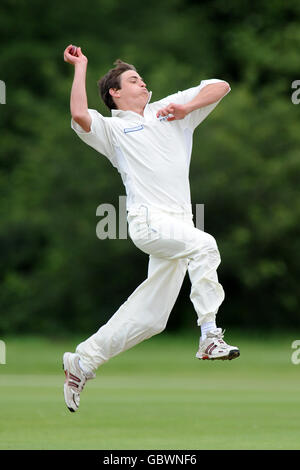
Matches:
[196,328,240,361]
[63,352,95,412]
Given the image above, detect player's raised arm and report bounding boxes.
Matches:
[63,44,91,132]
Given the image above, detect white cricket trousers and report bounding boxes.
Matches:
[76,204,225,372]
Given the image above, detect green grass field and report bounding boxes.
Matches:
[0,330,299,450]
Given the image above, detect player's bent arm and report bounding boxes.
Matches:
[184,81,230,114]
[156,81,231,121]
[71,62,91,132]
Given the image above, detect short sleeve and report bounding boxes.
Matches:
[152,79,230,131]
[71,109,117,167]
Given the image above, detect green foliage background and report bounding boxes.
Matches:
[1,0,300,334]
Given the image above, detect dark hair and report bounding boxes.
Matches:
[97,59,136,111]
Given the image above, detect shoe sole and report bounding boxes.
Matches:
[197,349,240,361]
[63,353,77,413]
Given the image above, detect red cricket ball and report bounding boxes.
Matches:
[69,46,77,56]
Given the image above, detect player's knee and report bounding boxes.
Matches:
[149,320,167,336]
[207,243,221,270]
[202,232,218,252]
[197,233,221,269]
[137,317,166,337]
[207,247,221,270]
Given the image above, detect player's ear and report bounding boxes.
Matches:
[109,88,121,98]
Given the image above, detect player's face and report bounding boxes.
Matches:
[119,70,149,103]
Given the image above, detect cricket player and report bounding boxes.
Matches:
[62,44,240,413]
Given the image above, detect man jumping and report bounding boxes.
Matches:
[62,44,240,413]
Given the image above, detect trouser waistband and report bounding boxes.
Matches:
[127,203,193,217]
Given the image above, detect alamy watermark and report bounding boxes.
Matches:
[0,80,6,104]
[291,80,300,104]
[291,340,300,365]
[96,196,204,240]
[0,340,6,364]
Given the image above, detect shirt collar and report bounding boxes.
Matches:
[111,90,152,119]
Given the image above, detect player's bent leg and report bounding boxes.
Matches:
[187,234,240,361]
[188,232,225,325]
[129,209,225,325]
[128,207,240,362]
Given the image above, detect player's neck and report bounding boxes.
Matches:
[117,100,145,117]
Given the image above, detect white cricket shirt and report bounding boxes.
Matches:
[71,79,230,214]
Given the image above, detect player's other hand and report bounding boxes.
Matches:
[63,45,88,66]
[156,103,188,121]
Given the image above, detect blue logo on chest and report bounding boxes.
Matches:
[124,125,144,134]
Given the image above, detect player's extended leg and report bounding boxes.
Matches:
[75,255,188,371]
[63,254,187,412]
